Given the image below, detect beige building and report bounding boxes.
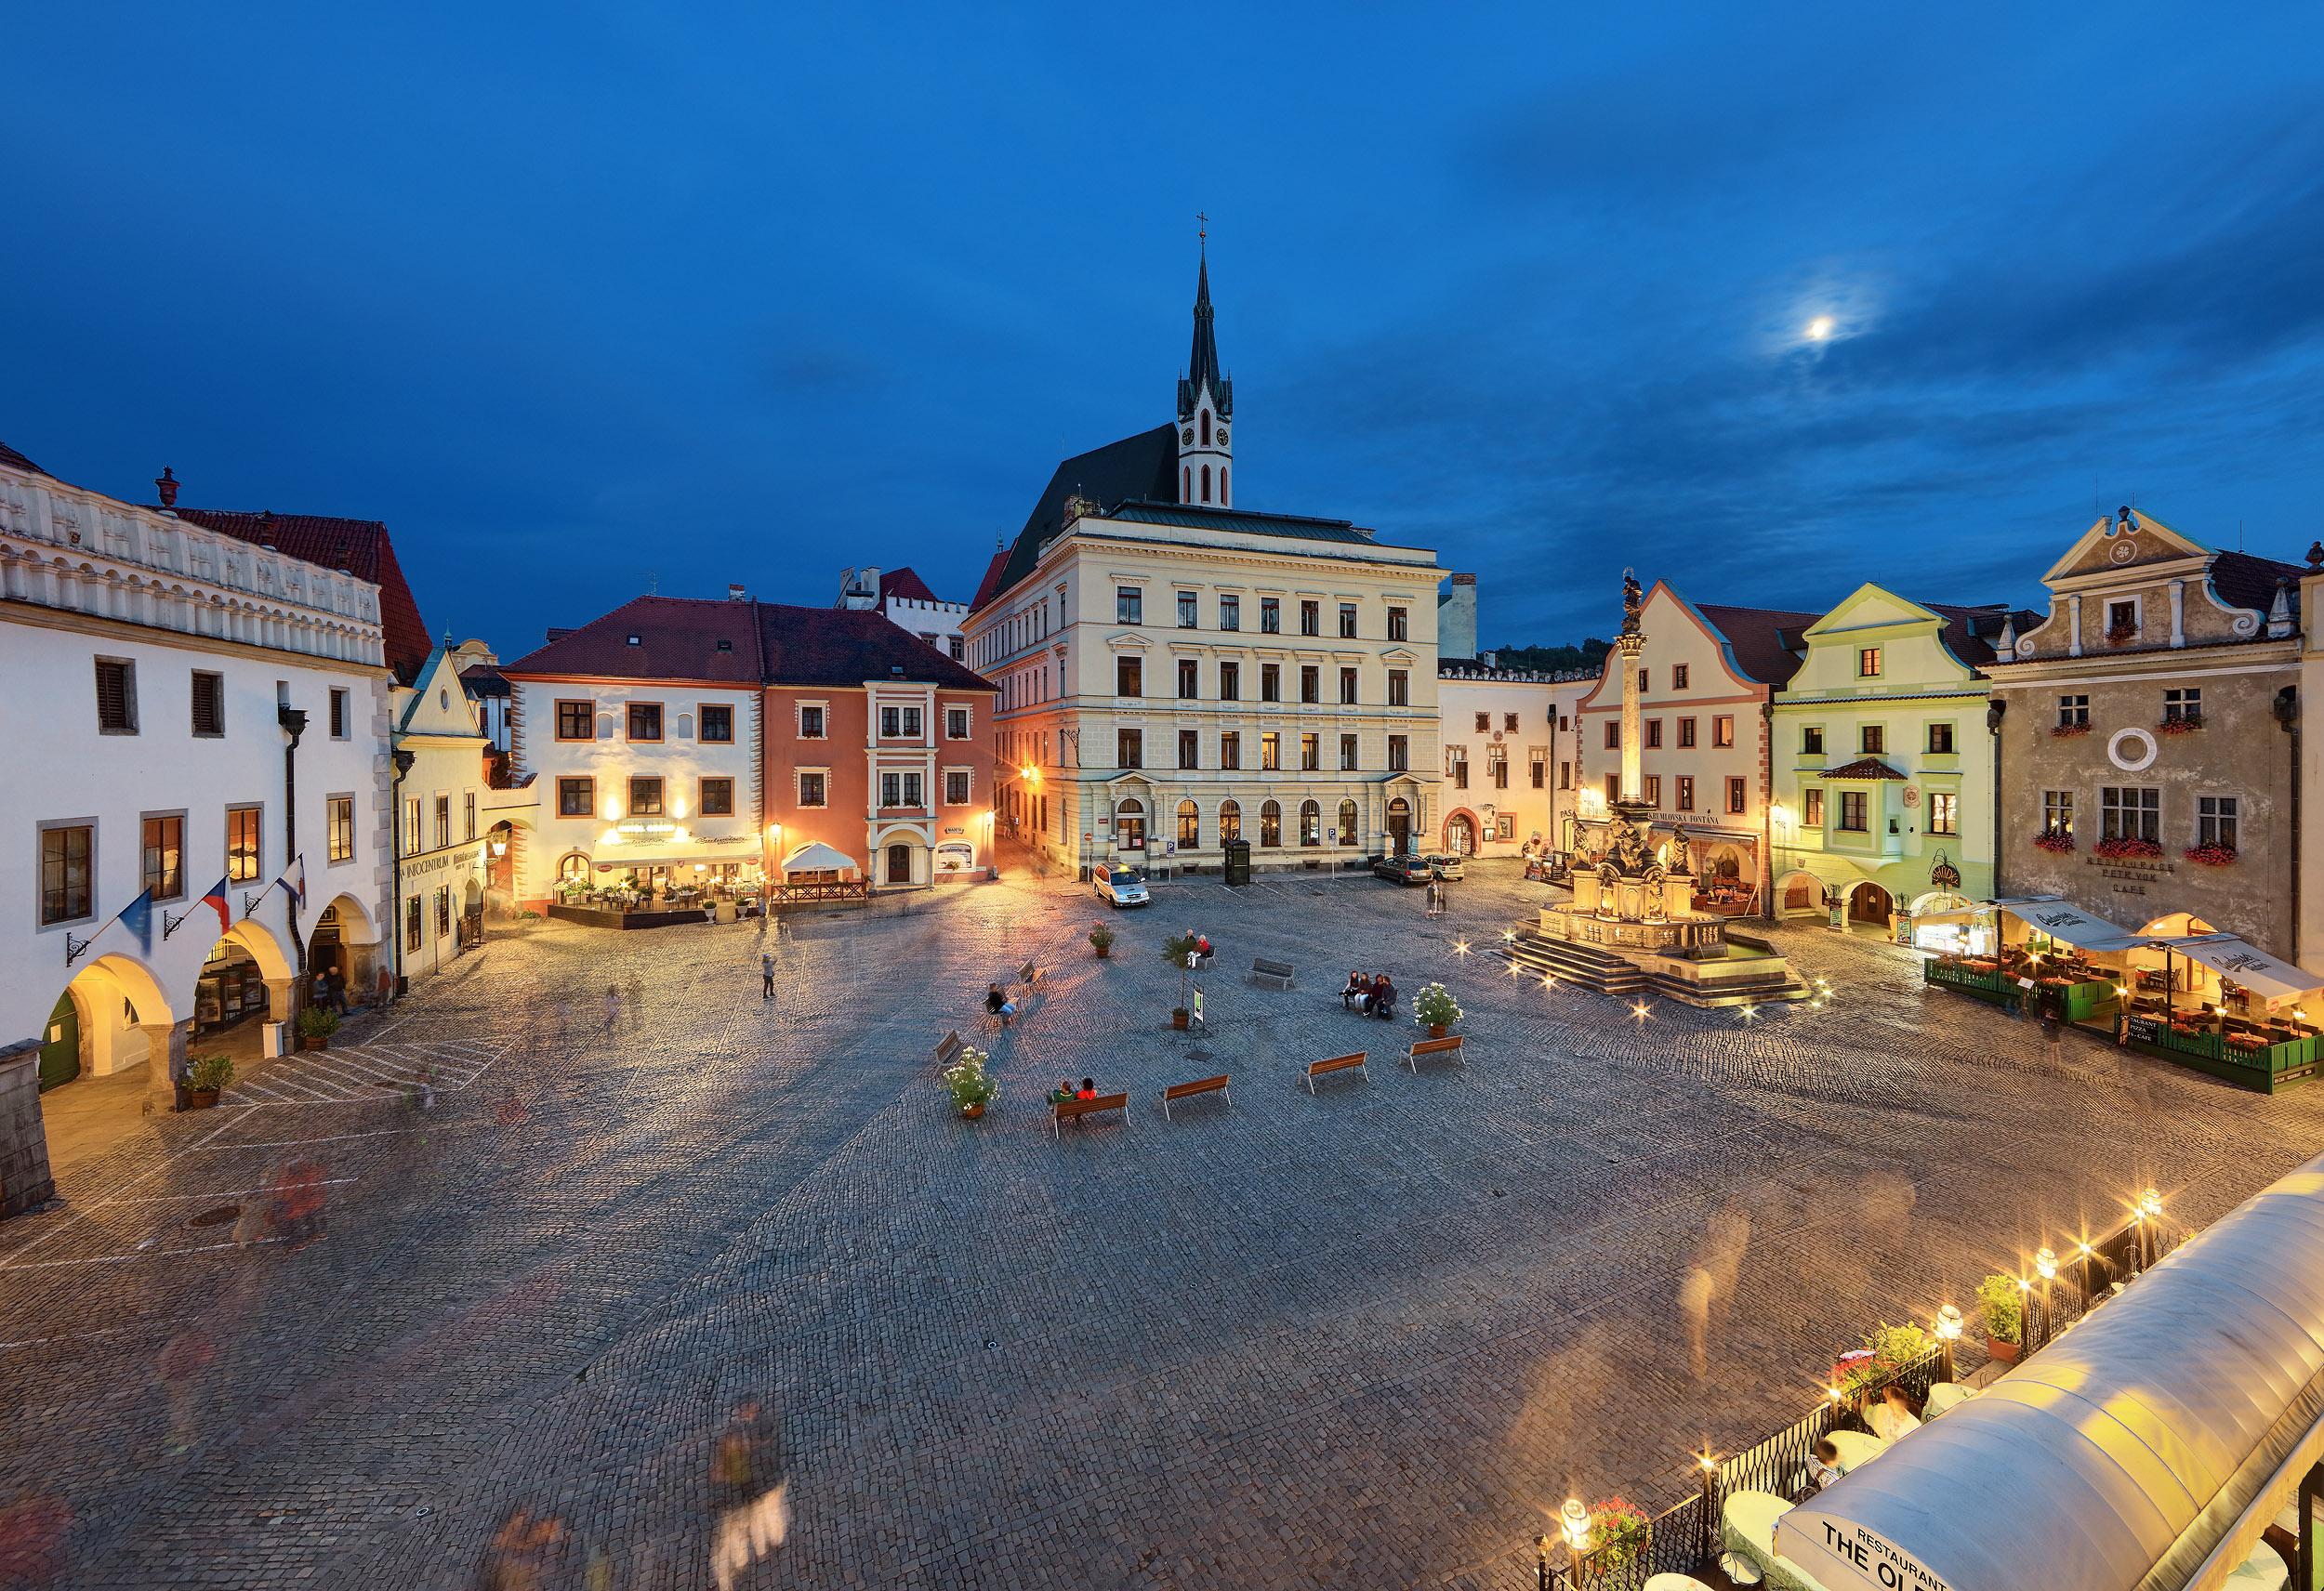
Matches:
[1435,662,1573,859]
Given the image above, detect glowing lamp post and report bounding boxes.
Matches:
[1934,1303,1962,1382]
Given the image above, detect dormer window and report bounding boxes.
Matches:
[626,634,641,646]
[716,639,733,651]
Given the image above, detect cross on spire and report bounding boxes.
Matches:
[1196,210,1208,250]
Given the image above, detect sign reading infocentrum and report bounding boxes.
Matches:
[1777,1512,1956,1591]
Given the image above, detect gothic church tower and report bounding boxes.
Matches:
[1176,246,1233,506]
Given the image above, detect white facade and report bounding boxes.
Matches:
[1434,667,1566,857]
[838,568,968,663]
[0,454,393,1114]
[391,646,498,983]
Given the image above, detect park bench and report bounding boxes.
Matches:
[1052,1091,1129,1137]
[932,1030,965,1068]
[1406,1034,1466,1073]
[1305,1052,1368,1094]
[1017,959,1043,986]
[1250,956,1296,991]
[1158,1073,1231,1120]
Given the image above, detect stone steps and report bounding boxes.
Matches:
[1503,928,1815,1007]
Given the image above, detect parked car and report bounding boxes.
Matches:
[1372,855,1433,886]
[1425,853,1466,881]
[1092,864,1151,907]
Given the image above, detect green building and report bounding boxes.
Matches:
[1766,585,2024,945]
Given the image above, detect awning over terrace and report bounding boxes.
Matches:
[1912,895,2153,953]
[1776,1151,2324,1591]
[780,841,859,875]
[2170,935,2324,1008]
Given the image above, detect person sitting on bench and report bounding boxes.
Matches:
[1340,970,1367,1008]
[1075,1077,1096,1100]
[985,983,1018,1027]
[1370,975,1397,1021]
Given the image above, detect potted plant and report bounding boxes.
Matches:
[1839,1321,1932,1399]
[2050,721,2093,738]
[1162,932,1200,1029]
[2031,827,2076,855]
[1089,924,1116,959]
[296,1006,340,1052]
[1976,1273,2025,1364]
[2094,835,2164,861]
[185,1055,234,1110]
[942,1045,997,1120]
[2105,619,2139,646]
[1583,1498,1650,1572]
[2184,843,2238,868]
[1413,981,1462,1039]
[2157,713,2203,735]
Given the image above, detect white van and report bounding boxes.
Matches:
[1092,864,1151,908]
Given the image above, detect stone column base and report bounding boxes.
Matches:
[0,1042,58,1216]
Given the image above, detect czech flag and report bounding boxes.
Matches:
[199,877,233,935]
[116,888,154,953]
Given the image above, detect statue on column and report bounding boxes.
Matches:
[1621,569,1644,637]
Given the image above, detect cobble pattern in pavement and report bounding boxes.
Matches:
[2,856,2319,1589]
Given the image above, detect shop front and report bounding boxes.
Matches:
[548,831,767,927]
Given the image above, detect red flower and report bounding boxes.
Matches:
[2184,844,2238,868]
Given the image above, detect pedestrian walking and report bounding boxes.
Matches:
[626,970,645,1024]
[602,983,620,1032]
[759,951,775,999]
[2042,1005,2064,1066]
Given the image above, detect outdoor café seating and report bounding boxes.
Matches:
[1722,1491,1829,1591]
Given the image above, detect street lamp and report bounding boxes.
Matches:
[1934,1303,1962,1382]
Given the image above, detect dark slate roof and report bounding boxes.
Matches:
[503,595,996,692]
[170,506,431,681]
[1923,602,2042,669]
[973,423,1181,612]
[2211,551,2307,617]
[1103,500,1386,546]
[758,603,995,690]
[878,566,944,606]
[459,662,510,697]
[1178,254,1231,420]
[1695,602,1823,687]
[0,439,46,477]
[1819,756,1908,781]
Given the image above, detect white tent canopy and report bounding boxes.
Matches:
[1776,1152,2324,1591]
[1996,896,2153,953]
[2169,934,2324,1007]
[780,840,859,875]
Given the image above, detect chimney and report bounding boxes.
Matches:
[728,584,747,601]
[154,467,178,511]
[1437,572,1479,662]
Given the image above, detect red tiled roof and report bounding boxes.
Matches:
[458,662,510,696]
[1818,756,1908,781]
[502,594,996,692]
[759,603,993,690]
[170,506,431,681]
[1694,602,1822,687]
[0,440,46,477]
[968,547,1013,611]
[878,566,944,606]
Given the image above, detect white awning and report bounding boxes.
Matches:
[781,841,859,875]
[1776,1152,2324,1591]
[1992,896,2151,953]
[2170,934,2324,1006]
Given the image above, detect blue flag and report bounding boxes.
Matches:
[117,888,154,953]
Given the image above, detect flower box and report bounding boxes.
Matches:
[2184,843,2238,868]
[2050,722,2093,738]
[2031,830,2076,855]
[2105,623,2139,646]
[2093,835,2163,861]
[2157,716,2204,735]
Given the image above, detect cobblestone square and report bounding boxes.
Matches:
[6,856,2321,1589]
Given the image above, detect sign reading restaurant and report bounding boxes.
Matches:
[406,843,484,880]
[1777,1511,1958,1591]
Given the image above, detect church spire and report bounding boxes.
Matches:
[1173,226,1234,508]
[1178,220,1231,423]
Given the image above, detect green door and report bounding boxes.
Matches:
[38,992,79,1090]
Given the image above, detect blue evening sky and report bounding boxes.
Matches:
[6,4,2322,655]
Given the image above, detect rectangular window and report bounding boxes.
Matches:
[797,771,826,808]
[1645,718,1663,749]
[1178,591,1198,628]
[901,706,921,737]
[1219,661,1240,700]
[141,812,186,901]
[2198,794,2238,849]
[1857,647,1882,678]
[1726,776,1747,814]
[405,796,421,856]
[95,657,138,733]
[627,703,663,742]
[328,796,355,863]
[1116,656,1142,697]
[1604,721,1620,749]
[699,777,734,816]
[1220,731,1241,770]
[1261,731,1281,771]
[191,671,225,737]
[1387,669,1408,706]
[1388,606,1407,641]
[1340,733,1359,771]
[434,795,451,850]
[465,791,476,841]
[1559,761,1570,790]
[949,637,963,661]
[1928,721,1956,754]
[226,804,263,882]
[1301,733,1320,772]
[1530,757,1544,789]
[1928,791,1959,835]
[1861,725,1885,755]
[878,771,924,808]
[1604,773,1618,807]
[2100,785,2160,843]
[945,706,970,739]
[2057,694,2090,729]
[1504,714,1519,732]
[1339,666,1358,704]
[436,886,453,939]
[1177,659,1199,699]
[558,777,595,817]
[1219,594,1240,631]
[1671,664,1689,689]
[1713,716,1735,748]
[1261,664,1281,703]
[945,769,971,805]
[797,704,826,739]
[1676,776,1695,811]
[1802,726,1824,754]
[1179,729,1200,769]
[329,686,350,740]
[699,703,733,743]
[2164,688,2202,724]
[2106,598,2138,638]
[1299,599,1320,637]
[1677,717,1697,749]
[1388,735,1408,772]
[1839,790,1868,832]
[2041,790,2073,835]
[1474,712,1490,732]
[1338,602,1358,638]
[406,895,423,953]
[1261,597,1280,634]
[1301,665,1320,704]
[1450,752,1468,789]
[1803,787,1825,826]
[1117,586,1142,624]
[629,776,665,816]
[1118,730,1142,769]
[1644,774,1661,807]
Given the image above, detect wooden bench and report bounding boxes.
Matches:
[1017,959,1043,986]
[1158,1073,1231,1120]
[1406,1034,1465,1072]
[1305,1052,1367,1094]
[932,1030,965,1068]
[1052,1091,1129,1137]
[1251,956,1296,991]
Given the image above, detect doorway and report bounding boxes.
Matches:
[1445,813,1475,856]
[886,844,913,885]
[1388,797,1412,855]
[1849,882,1895,928]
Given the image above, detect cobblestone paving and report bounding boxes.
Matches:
[225,1032,510,1107]
[4,857,2322,1590]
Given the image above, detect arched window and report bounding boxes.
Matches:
[1201,410,1211,446]
[1177,799,1199,848]
[1182,465,1190,501]
[1220,467,1228,506]
[1337,798,1358,845]
[1260,799,1282,848]
[1219,799,1241,842]
[1115,797,1146,852]
[558,852,590,882]
[1200,464,1211,503]
[1299,799,1322,847]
